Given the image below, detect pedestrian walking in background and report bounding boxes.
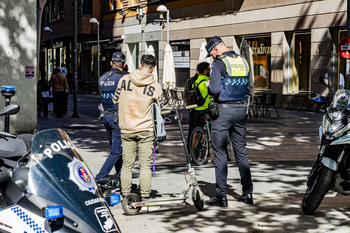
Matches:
[192,62,212,129]
[204,36,253,207]
[49,68,69,118]
[113,54,162,199]
[37,80,50,117]
[95,52,128,183]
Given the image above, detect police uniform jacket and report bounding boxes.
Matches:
[99,68,127,112]
[208,51,251,103]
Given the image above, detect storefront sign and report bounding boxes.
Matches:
[339,37,350,59]
[173,50,190,68]
[25,66,35,79]
[251,44,271,55]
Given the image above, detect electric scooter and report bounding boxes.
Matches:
[121,104,205,215]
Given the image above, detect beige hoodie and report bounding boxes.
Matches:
[113,69,162,134]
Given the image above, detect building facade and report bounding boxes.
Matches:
[40,0,348,110]
[101,0,347,110]
[40,0,102,92]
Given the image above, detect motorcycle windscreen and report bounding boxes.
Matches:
[28,129,120,233]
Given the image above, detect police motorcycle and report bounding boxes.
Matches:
[302,75,350,215]
[0,104,122,232]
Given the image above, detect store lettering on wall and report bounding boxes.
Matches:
[251,44,271,55]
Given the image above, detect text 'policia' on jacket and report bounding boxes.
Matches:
[99,68,127,111]
[217,54,250,102]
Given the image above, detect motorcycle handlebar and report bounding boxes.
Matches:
[160,104,198,115]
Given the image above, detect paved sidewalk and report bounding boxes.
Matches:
[37,95,350,233]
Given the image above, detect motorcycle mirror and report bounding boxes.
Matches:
[0,104,20,116]
[319,75,333,96]
[319,75,329,87]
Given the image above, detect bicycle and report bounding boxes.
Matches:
[189,112,231,166]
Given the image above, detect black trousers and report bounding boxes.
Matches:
[53,91,66,117]
[211,106,253,198]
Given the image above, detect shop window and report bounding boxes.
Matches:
[288,31,311,94]
[78,0,92,15]
[57,0,64,21]
[171,40,190,87]
[240,35,271,90]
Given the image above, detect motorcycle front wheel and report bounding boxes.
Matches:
[302,166,334,215]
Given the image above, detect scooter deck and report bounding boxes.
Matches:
[131,196,187,207]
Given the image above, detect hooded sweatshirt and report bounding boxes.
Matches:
[113,69,162,134]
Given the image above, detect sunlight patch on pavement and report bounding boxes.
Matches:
[247,135,285,149]
[293,136,310,143]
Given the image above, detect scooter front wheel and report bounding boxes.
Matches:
[122,193,142,215]
[192,187,204,211]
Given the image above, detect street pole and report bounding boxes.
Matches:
[50,30,53,69]
[97,22,100,79]
[347,0,350,89]
[72,0,79,118]
[166,9,169,45]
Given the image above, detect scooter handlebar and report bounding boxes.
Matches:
[160,104,198,115]
[0,131,17,139]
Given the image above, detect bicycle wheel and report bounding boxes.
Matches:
[189,127,210,165]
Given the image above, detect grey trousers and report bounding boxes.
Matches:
[211,106,253,198]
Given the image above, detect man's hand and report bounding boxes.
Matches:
[205,80,210,88]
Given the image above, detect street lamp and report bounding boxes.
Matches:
[44,26,54,77]
[156,5,169,45]
[89,18,100,79]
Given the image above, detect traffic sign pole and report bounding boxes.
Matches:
[347,0,350,88]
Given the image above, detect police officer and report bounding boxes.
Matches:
[204,36,253,207]
[95,52,128,183]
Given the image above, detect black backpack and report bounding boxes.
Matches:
[184,74,198,105]
[188,79,208,106]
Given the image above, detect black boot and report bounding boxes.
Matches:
[204,196,228,207]
[238,193,253,205]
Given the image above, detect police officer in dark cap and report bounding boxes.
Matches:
[204,36,253,207]
[95,51,128,184]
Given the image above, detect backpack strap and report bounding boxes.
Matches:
[196,79,209,100]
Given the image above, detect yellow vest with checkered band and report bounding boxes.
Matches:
[218,54,250,101]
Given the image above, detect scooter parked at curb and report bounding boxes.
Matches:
[121,104,205,215]
[302,75,350,215]
[0,104,122,232]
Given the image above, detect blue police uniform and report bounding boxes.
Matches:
[208,50,253,201]
[95,67,128,180]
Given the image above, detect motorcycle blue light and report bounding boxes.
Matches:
[1,86,15,92]
[110,194,121,206]
[44,206,63,219]
[314,97,324,103]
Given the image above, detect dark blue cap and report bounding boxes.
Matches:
[112,52,126,62]
[205,36,223,57]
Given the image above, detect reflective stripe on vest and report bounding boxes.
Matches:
[221,55,249,77]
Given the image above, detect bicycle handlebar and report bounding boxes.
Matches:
[160,104,198,115]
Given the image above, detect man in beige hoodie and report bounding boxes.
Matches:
[113,54,162,198]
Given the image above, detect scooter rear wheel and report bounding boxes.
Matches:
[122,193,141,215]
[193,188,204,211]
